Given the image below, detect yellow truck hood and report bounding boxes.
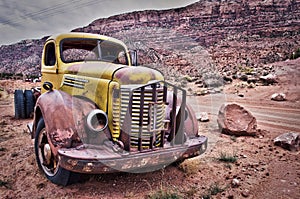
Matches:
[66,62,164,84]
[113,66,164,85]
[65,62,123,80]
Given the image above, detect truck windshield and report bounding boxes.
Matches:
[60,38,128,65]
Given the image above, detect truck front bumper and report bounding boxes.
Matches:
[58,136,207,174]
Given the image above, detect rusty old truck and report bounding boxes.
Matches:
[14,32,207,185]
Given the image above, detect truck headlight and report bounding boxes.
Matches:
[86,109,108,133]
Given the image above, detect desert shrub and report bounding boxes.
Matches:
[217,152,238,163]
[178,159,200,176]
[202,183,226,199]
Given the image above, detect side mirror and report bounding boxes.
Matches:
[130,50,138,66]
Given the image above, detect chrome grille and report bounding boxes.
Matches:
[119,84,165,151]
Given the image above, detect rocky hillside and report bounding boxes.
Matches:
[0,0,299,80]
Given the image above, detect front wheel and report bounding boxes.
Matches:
[34,118,81,186]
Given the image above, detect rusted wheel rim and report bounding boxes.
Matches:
[37,128,59,177]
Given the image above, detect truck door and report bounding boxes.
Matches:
[41,41,60,92]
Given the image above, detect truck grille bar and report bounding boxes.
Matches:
[113,81,186,152]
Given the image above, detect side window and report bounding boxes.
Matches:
[44,43,56,66]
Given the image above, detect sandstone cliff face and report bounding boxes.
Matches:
[0,38,46,78]
[0,0,299,78]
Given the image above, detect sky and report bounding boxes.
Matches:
[0,0,199,45]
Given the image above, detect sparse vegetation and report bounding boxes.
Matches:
[239,66,254,74]
[147,169,182,199]
[0,179,11,189]
[202,183,226,199]
[217,152,238,163]
[183,185,198,198]
[178,159,200,176]
[147,189,182,199]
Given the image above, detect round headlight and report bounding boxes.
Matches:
[86,109,108,133]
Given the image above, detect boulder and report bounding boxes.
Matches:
[274,132,300,151]
[217,103,257,136]
[271,93,286,101]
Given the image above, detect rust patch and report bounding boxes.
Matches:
[50,128,79,148]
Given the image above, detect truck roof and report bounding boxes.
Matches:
[46,32,127,47]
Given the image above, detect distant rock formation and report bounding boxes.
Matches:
[0,0,299,79]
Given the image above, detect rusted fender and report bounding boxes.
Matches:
[165,92,198,137]
[32,90,95,156]
[184,103,199,136]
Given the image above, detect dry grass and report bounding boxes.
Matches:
[178,158,201,176]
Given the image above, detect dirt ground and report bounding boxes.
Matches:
[0,59,299,199]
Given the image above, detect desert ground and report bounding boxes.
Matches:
[0,58,299,199]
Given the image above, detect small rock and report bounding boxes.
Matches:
[197,112,209,122]
[238,93,244,97]
[271,93,286,101]
[195,88,208,96]
[239,74,248,81]
[195,80,203,85]
[208,88,216,94]
[241,154,247,158]
[262,70,269,76]
[232,178,240,187]
[227,192,234,199]
[223,76,233,83]
[213,87,222,93]
[247,82,256,88]
[235,82,248,88]
[241,189,250,197]
[183,75,193,82]
[247,77,259,84]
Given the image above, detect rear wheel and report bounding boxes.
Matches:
[34,118,82,186]
[14,90,26,119]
